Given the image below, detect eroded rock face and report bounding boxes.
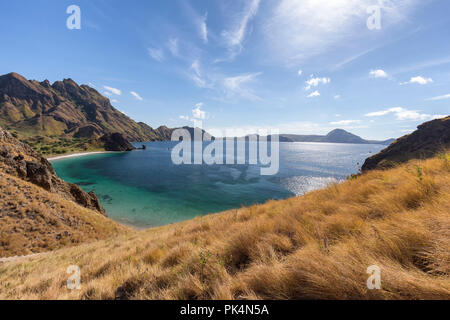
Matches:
[362,116,450,171]
[0,126,106,215]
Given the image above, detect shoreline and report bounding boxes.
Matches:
[47,151,116,161]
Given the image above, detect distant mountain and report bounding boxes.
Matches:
[362,116,450,171]
[270,129,394,145]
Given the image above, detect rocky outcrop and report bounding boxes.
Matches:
[362,116,450,171]
[0,126,105,214]
[100,133,136,151]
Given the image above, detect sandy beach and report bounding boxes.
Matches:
[47,151,115,161]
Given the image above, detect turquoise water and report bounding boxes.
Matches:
[51,142,384,228]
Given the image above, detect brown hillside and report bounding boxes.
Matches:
[362,116,450,171]
[0,126,105,213]
[0,172,131,258]
[0,72,159,142]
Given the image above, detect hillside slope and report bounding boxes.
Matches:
[0,153,448,299]
[0,126,132,257]
[362,116,450,170]
[0,126,105,213]
[0,172,131,257]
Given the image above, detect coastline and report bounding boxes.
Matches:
[47,151,116,161]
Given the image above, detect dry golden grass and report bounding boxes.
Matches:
[0,154,449,299]
[0,172,132,257]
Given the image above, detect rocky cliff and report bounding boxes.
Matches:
[100,133,136,151]
[362,116,450,171]
[0,126,105,214]
[0,73,185,144]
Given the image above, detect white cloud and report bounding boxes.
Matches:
[297,69,303,76]
[199,13,208,43]
[179,103,207,122]
[307,90,320,98]
[369,69,388,78]
[130,91,143,101]
[401,76,433,85]
[188,60,211,88]
[334,95,341,99]
[168,38,179,56]
[103,86,122,95]
[223,72,262,100]
[191,60,201,76]
[365,107,444,121]
[111,99,119,103]
[426,93,450,101]
[192,104,206,120]
[148,47,164,61]
[221,0,260,58]
[330,120,361,125]
[305,76,330,90]
[266,0,420,63]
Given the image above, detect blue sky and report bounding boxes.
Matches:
[0,0,449,140]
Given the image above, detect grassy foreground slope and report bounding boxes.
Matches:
[0,154,449,299]
[0,171,132,258]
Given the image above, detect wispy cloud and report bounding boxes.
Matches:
[103,86,121,95]
[369,69,388,78]
[400,76,433,85]
[199,12,208,43]
[391,56,450,75]
[148,47,164,61]
[266,0,421,63]
[365,107,444,121]
[223,72,262,101]
[167,38,179,56]
[220,0,260,60]
[188,60,211,88]
[426,93,450,101]
[130,91,143,101]
[330,120,361,125]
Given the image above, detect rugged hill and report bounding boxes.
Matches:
[0,72,217,156]
[0,152,448,299]
[0,126,105,213]
[274,129,394,145]
[0,126,131,257]
[0,72,189,155]
[362,116,450,171]
[0,72,158,140]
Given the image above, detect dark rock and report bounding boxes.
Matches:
[100,132,136,151]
